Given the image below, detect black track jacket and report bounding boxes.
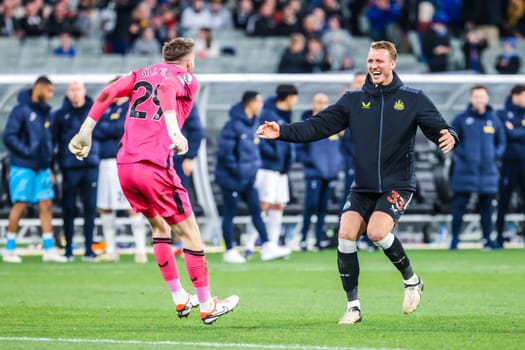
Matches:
[278,72,458,193]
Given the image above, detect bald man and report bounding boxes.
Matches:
[52,80,99,261]
[297,93,342,251]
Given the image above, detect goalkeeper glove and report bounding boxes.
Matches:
[68,117,96,160]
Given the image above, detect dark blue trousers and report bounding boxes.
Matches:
[496,160,525,243]
[61,166,98,257]
[221,185,268,250]
[302,178,334,246]
[451,192,494,243]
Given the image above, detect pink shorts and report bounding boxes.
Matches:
[117,162,192,225]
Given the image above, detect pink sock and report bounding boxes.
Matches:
[183,249,211,303]
[153,238,182,293]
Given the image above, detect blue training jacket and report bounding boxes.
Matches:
[52,95,99,169]
[214,102,261,191]
[2,89,53,170]
[264,97,293,123]
[297,109,342,180]
[258,107,294,174]
[496,96,525,161]
[93,100,128,159]
[451,104,506,194]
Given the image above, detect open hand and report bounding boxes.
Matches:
[256,121,281,139]
[438,129,455,154]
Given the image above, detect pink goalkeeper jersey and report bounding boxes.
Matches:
[89,63,198,168]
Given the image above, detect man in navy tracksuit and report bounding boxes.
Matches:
[258,41,458,324]
[172,105,204,255]
[298,93,342,251]
[215,91,290,264]
[52,81,98,261]
[252,105,294,249]
[496,84,525,248]
[2,76,67,263]
[449,85,506,250]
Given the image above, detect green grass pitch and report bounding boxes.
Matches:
[0,249,524,350]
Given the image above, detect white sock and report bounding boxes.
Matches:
[200,298,215,313]
[347,299,361,310]
[338,239,357,253]
[130,214,147,255]
[374,232,395,250]
[100,212,117,256]
[42,232,54,251]
[172,289,189,305]
[403,274,419,285]
[266,209,283,244]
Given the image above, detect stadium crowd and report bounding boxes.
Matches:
[0,0,524,73]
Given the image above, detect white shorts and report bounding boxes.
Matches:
[255,169,289,205]
[97,158,131,210]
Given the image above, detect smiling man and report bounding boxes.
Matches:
[257,41,459,324]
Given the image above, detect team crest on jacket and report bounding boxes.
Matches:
[361,101,371,109]
[183,73,192,84]
[393,100,405,111]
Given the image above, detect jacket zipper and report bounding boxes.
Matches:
[378,89,384,192]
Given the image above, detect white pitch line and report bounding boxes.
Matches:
[0,336,404,350]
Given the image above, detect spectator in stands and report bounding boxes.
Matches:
[449,85,506,250]
[496,85,525,248]
[420,12,452,73]
[209,0,233,30]
[103,0,140,54]
[152,9,178,45]
[1,76,66,263]
[45,0,77,37]
[72,0,103,38]
[318,0,344,23]
[92,90,148,263]
[365,0,402,42]
[53,32,77,57]
[339,52,355,71]
[277,32,310,73]
[215,91,291,263]
[306,35,331,72]
[462,28,488,73]
[297,93,341,251]
[495,37,522,74]
[347,0,367,36]
[0,0,18,37]
[16,0,48,38]
[194,27,220,59]
[130,26,161,55]
[246,0,278,36]
[276,1,301,36]
[180,0,212,34]
[232,0,254,30]
[322,14,352,71]
[301,13,322,39]
[52,80,99,261]
[463,0,505,48]
[502,0,525,37]
[128,1,152,45]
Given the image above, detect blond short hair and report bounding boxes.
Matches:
[370,41,397,61]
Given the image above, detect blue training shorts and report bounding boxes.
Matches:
[9,165,55,204]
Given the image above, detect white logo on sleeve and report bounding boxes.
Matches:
[29,112,36,121]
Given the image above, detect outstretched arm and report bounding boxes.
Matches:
[68,74,135,160]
